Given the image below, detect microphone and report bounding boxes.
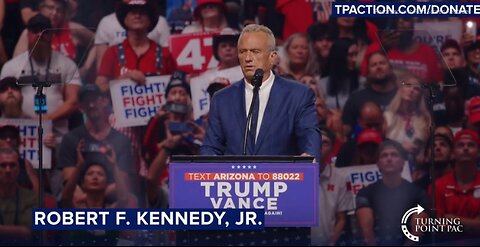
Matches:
[252,69,264,88]
[242,69,264,155]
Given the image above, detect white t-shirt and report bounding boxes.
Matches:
[311,164,354,245]
[0,51,81,141]
[94,13,171,47]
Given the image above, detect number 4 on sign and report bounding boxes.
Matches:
[177,37,218,70]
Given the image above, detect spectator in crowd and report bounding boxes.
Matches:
[384,70,431,155]
[143,72,204,200]
[212,28,239,71]
[14,0,95,62]
[0,125,39,193]
[441,39,466,71]
[356,140,429,245]
[279,33,318,81]
[307,22,333,76]
[329,17,376,70]
[443,85,467,135]
[96,0,175,91]
[96,0,176,186]
[342,51,397,137]
[95,0,171,70]
[337,101,385,167]
[431,129,480,239]
[311,126,354,246]
[167,0,193,34]
[464,41,480,85]
[0,77,29,118]
[380,18,442,84]
[182,0,228,34]
[352,128,383,165]
[1,14,81,145]
[319,38,364,110]
[61,150,127,245]
[57,84,135,205]
[0,147,37,244]
[414,132,453,191]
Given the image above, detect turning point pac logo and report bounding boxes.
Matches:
[401,205,463,242]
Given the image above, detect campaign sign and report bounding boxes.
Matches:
[190,66,243,119]
[109,75,170,128]
[170,162,319,227]
[0,119,52,169]
[169,32,219,74]
[337,163,412,197]
[414,20,462,52]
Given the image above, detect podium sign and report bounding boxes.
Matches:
[170,162,319,227]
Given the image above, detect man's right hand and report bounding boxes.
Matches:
[122,69,146,84]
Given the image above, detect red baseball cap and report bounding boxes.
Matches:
[467,96,480,124]
[453,129,480,145]
[357,129,382,146]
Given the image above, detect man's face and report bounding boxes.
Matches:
[217,41,238,65]
[81,165,108,192]
[434,139,452,163]
[39,0,65,28]
[359,109,384,132]
[442,48,465,69]
[0,153,19,185]
[238,32,276,82]
[80,95,106,121]
[366,53,392,82]
[166,87,189,105]
[0,85,22,109]
[454,138,479,164]
[377,146,405,175]
[124,8,151,32]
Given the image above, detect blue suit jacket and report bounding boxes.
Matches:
[200,75,321,161]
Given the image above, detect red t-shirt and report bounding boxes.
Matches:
[430,171,480,219]
[388,43,443,84]
[98,39,176,79]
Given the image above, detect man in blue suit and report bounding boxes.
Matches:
[200,24,321,161]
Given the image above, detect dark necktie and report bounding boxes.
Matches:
[248,87,260,154]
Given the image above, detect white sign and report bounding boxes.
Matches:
[109,76,170,128]
[337,163,412,198]
[414,20,462,52]
[0,119,53,169]
[190,66,244,120]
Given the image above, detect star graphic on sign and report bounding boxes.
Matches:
[232,165,235,169]
[237,165,241,169]
[253,165,257,169]
[242,165,246,169]
[248,165,251,169]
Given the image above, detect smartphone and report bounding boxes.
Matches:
[34,95,47,114]
[168,122,192,134]
[165,102,189,115]
[466,21,477,38]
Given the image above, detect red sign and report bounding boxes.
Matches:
[169,32,220,74]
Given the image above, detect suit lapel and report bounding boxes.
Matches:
[233,81,246,136]
[255,76,286,153]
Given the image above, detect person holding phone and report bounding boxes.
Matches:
[143,71,204,207]
[57,84,135,205]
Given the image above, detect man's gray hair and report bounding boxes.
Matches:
[239,24,276,51]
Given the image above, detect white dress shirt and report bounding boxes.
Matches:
[244,71,275,142]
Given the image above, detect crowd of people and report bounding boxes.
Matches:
[0,0,480,245]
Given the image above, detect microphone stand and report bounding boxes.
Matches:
[424,84,437,245]
[33,80,50,245]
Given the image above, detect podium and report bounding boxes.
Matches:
[169,155,319,245]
